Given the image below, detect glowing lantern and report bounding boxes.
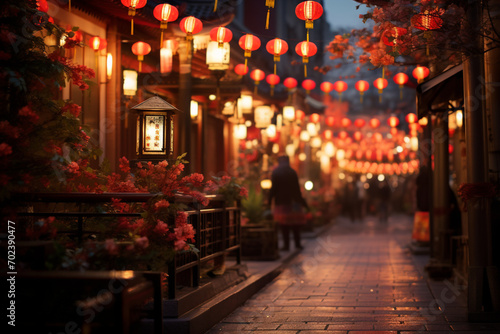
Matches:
[234,64,248,76]
[154,4,179,44]
[296,109,305,121]
[266,74,280,96]
[131,41,151,72]
[418,116,428,127]
[411,9,443,55]
[373,78,388,102]
[283,106,295,121]
[405,113,417,124]
[387,116,400,128]
[412,66,430,83]
[254,106,273,128]
[266,38,288,74]
[310,113,320,123]
[390,127,399,136]
[160,39,178,75]
[354,119,366,128]
[320,81,334,96]
[341,117,351,128]
[449,144,454,154]
[301,79,316,94]
[382,26,407,48]
[121,0,147,35]
[353,131,363,141]
[355,80,369,102]
[373,132,383,142]
[179,16,203,41]
[250,69,265,95]
[210,26,233,49]
[369,118,380,129]
[295,41,317,77]
[338,131,349,140]
[239,34,261,67]
[295,1,323,42]
[284,77,298,91]
[90,36,102,52]
[332,80,348,101]
[323,129,333,140]
[325,116,335,127]
[393,72,409,99]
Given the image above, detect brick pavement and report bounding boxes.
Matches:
[206,214,500,333]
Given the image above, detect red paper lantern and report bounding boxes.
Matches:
[387,116,400,128]
[355,80,369,102]
[333,80,348,101]
[132,41,151,72]
[323,129,333,140]
[341,117,351,128]
[210,26,233,48]
[325,116,335,127]
[310,113,320,123]
[354,119,366,128]
[405,113,417,124]
[250,69,265,94]
[180,16,203,41]
[266,74,280,96]
[320,82,334,95]
[393,72,409,99]
[301,79,316,94]
[353,131,363,141]
[154,4,179,44]
[382,27,407,47]
[284,77,298,90]
[266,38,288,74]
[369,118,381,129]
[121,0,147,35]
[390,127,399,136]
[373,78,388,102]
[296,109,305,121]
[295,41,317,77]
[90,36,102,52]
[295,1,323,42]
[448,144,454,154]
[412,66,430,83]
[338,131,349,140]
[412,9,443,31]
[234,64,248,76]
[239,34,261,67]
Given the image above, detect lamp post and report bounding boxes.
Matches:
[131,96,179,161]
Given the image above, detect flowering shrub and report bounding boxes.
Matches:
[204,174,249,206]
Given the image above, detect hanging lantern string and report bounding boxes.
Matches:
[131,18,134,35]
[304,63,307,77]
[214,0,218,12]
[266,8,271,29]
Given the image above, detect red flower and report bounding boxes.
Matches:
[154,220,169,235]
[61,102,81,117]
[119,156,131,173]
[18,105,39,123]
[0,143,12,156]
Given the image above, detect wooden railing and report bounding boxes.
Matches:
[13,192,241,299]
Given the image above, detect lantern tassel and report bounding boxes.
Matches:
[274,63,277,75]
[304,64,307,77]
[244,57,248,68]
[160,30,164,46]
[307,29,310,43]
[266,8,270,29]
[214,0,218,12]
[271,86,274,96]
[139,61,142,73]
[131,18,134,35]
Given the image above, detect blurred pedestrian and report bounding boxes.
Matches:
[268,155,309,251]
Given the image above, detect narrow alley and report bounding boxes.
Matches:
[207,215,500,333]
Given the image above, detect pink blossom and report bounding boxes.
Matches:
[154,199,170,210]
[104,239,119,255]
[158,160,168,168]
[154,220,169,234]
[175,211,188,226]
[174,223,195,241]
[174,239,187,251]
[134,236,149,249]
[18,105,39,123]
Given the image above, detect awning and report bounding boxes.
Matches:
[416,64,463,119]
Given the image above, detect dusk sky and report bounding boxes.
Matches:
[323,0,370,30]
